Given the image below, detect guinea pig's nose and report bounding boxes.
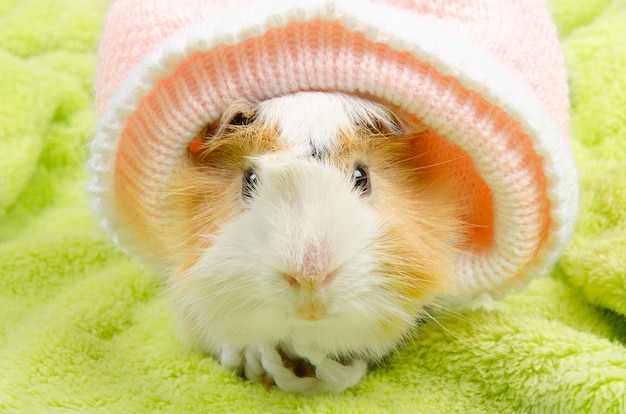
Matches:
[281,241,335,291]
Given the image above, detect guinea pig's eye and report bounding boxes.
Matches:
[242,168,259,200]
[353,165,371,197]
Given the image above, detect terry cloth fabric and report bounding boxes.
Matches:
[1,0,626,412]
[87,0,578,299]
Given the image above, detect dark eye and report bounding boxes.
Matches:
[242,168,258,200]
[353,165,371,196]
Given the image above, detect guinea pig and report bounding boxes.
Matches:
[165,91,465,394]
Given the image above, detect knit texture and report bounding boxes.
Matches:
[1,0,626,411]
[88,0,578,298]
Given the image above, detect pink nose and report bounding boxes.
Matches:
[282,241,335,291]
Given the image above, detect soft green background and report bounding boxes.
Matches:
[1,0,625,412]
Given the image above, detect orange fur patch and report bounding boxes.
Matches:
[165,123,283,277]
[330,126,465,301]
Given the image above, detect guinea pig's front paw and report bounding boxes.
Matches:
[219,343,367,394]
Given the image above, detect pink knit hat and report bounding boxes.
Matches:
[88,0,578,298]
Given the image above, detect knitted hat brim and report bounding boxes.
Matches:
[87,0,578,298]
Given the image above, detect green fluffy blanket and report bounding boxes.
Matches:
[1,0,625,412]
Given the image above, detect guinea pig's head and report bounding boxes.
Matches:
[166,91,464,361]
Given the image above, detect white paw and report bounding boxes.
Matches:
[219,343,367,394]
[284,341,368,393]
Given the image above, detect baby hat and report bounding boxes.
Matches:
[88,0,578,298]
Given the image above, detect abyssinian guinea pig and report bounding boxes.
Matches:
[166,91,464,394]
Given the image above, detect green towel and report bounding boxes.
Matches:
[1,0,625,412]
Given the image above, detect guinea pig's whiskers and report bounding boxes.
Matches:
[400,154,470,173]
[397,149,434,164]
[432,304,473,324]
[396,260,447,282]
[422,309,466,344]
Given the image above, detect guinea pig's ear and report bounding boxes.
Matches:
[188,99,258,160]
[218,99,257,132]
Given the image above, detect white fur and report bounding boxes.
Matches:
[256,91,400,157]
[173,93,423,394]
